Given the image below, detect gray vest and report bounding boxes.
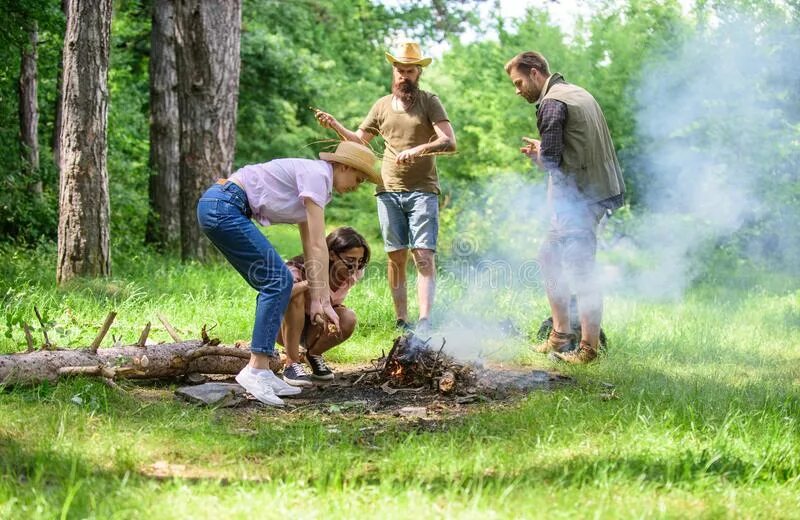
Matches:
[541,81,625,205]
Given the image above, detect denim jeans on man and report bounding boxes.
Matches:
[196,181,293,355]
[376,191,439,252]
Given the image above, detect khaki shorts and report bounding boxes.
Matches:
[540,201,608,287]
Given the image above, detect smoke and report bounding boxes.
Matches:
[433,173,551,361]
[427,12,800,360]
[607,15,800,297]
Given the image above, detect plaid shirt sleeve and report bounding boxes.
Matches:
[536,99,567,172]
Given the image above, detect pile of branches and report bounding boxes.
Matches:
[368,333,477,394]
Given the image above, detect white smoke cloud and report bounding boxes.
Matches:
[604,15,800,297]
[427,11,800,360]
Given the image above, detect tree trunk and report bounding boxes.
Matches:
[53,0,68,168]
[56,0,112,284]
[146,0,181,252]
[19,24,41,196]
[0,341,253,386]
[174,0,241,260]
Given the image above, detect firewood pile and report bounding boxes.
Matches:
[358,333,477,394]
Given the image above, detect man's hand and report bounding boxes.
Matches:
[314,110,339,130]
[396,146,423,165]
[520,137,540,158]
[521,137,544,168]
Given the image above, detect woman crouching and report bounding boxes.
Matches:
[277,227,370,385]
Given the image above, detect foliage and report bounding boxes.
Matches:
[107,0,151,251]
[0,0,64,244]
[0,0,796,282]
[235,0,487,167]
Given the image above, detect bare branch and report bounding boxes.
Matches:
[33,306,52,350]
[89,312,117,352]
[157,313,182,342]
[22,324,35,352]
[136,321,151,348]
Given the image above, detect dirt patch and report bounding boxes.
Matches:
[179,363,571,418]
[126,359,573,421]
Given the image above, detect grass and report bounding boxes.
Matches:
[1,227,800,519]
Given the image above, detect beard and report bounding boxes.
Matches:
[392,77,420,106]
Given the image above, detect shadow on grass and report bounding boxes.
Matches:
[0,435,129,515]
[332,446,800,494]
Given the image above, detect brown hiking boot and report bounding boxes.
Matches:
[533,330,576,353]
[553,341,598,364]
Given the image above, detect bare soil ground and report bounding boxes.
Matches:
[130,363,574,420]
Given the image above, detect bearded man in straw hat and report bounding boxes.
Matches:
[316,40,457,335]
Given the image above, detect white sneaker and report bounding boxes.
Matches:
[262,369,303,396]
[235,368,286,407]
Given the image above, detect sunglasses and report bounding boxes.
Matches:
[334,252,365,272]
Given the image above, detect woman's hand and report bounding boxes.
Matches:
[290,280,309,298]
[310,298,341,335]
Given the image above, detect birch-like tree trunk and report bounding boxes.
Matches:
[146,0,181,252]
[175,0,241,260]
[19,24,41,195]
[56,0,112,284]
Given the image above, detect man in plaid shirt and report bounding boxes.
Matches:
[505,51,625,364]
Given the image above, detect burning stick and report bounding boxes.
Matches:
[378,334,476,393]
[438,371,456,393]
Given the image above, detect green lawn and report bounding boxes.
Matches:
[1,228,800,519]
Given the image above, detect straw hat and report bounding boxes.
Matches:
[319,141,381,184]
[385,40,432,68]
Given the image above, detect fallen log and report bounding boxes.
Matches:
[0,340,252,386]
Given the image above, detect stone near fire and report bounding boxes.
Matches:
[398,406,428,418]
[175,382,246,407]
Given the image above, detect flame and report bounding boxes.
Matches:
[390,364,404,378]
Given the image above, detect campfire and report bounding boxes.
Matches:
[365,333,478,394]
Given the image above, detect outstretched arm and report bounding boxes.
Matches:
[395,120,457,164]
[315,110,375,145]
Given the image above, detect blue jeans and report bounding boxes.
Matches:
[196,182,293,355]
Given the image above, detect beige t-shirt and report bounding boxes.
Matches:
[359,90,449,194]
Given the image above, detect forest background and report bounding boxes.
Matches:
[2,0,797,272]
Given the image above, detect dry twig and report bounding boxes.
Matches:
[89,312,117,353]
[157,314,182,342]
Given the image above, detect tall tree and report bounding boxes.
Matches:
[52,0,68,168]
[174,0,241,260]
[56,0,112,284]
[146,0,180,252]
[19,22,40,195]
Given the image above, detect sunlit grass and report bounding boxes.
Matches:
[1,232,800,518]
